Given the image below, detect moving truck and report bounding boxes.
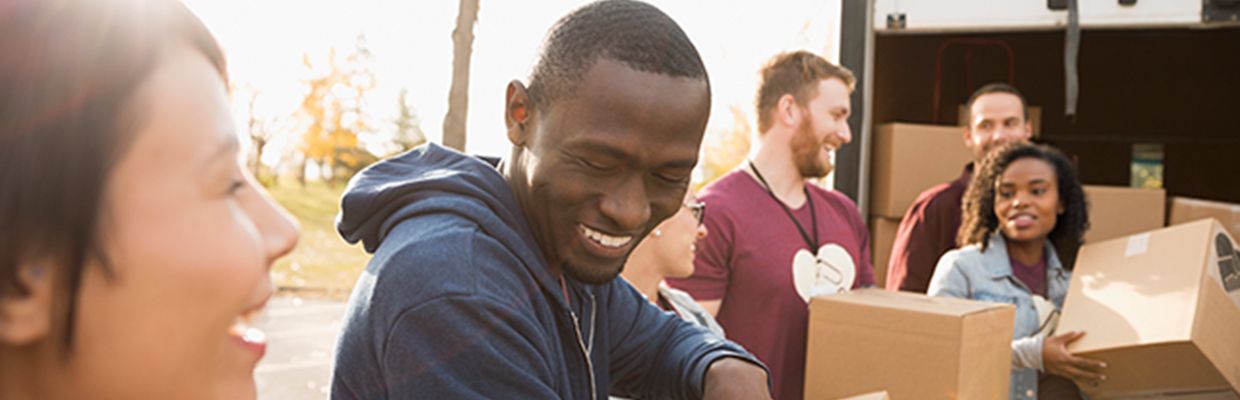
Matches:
[827,0,1240,266]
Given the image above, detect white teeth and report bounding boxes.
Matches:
[230,317,266,344]
[243,327,265,343]
[580,225,632,248]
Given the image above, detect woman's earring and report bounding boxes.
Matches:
[653,230,662,237]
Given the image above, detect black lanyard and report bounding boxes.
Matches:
[748,161,818,252]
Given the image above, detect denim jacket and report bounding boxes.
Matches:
[927,233,1071,400]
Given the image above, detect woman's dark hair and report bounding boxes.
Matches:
[0,0,227,348]
[958,142,1090,269]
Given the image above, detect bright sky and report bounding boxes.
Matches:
[182,0,844,160]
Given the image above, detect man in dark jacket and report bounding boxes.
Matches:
[329,1,770,399]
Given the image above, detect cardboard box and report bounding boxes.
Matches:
[869,216,901,286]
[1170,197,1240,239]
[1083,185,1166,244]
[804,289,1014,400]
[870,123,974,218]
[1057,219,1240,399]
[957,105,1043,138]
[835,391,891,400]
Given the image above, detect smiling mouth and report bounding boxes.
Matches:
[1010,214,1036,227]
[228,295,270,353]
[580,225,633,248]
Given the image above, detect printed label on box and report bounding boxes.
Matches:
[1211,231,1240,311]
[1125,233,1151,258]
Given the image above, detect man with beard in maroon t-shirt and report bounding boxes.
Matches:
[667,51,875,400]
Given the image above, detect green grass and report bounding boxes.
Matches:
[266,179,371,291]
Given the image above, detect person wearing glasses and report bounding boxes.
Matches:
[620,191,723,337]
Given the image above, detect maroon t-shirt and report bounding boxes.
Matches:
[666,169,875,400]
[885,165,972,293]
[1010,254,1048,298]
[1007,253,1079,399]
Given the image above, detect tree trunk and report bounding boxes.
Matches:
[442,0,478,152]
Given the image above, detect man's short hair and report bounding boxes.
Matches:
[755,51,855,133]
[527,0,707,109]
[965,82,1029,123]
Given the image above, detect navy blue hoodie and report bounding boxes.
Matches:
[330,143,761,400]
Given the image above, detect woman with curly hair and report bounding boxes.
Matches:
[928,142,1107,400]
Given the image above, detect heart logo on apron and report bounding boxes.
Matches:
[792,243,856,303]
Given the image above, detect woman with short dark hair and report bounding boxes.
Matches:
[0,1,298,398]
[929,142,1106,400]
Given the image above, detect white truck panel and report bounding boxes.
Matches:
[874,0,1203,32]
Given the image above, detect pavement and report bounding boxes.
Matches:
[254,294,347,400]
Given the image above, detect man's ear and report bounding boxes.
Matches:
[776,94,800,128]
[0,264,54,346]
[505,80,533,147]
[1023,119,1034,140]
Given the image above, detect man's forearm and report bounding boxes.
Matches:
[701,357,771,400]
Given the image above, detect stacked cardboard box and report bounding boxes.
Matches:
[1169,197,1240,239]
[1082,185,1166,244]
[869,123,974,219]
[1058,219,1240,399]
[868,123,974,287]
[804,289,1014,400]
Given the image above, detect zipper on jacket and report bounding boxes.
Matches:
[567,293,598,400]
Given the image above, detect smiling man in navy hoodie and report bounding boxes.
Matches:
[329,1,770,399]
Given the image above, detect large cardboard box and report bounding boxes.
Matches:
[870,123,974,219]
[1083,185,1166,244]
[1058,219,1240,399]
[869,216,901,286]
[1170,197,1240,239]
[804,289,1014,400]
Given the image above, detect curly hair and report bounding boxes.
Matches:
[526,0,708,109]
[958,142,1090,269]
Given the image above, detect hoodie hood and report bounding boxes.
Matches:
[336,143,551,278]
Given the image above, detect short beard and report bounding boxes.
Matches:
[560,260,624,285]
[790,114,833,179]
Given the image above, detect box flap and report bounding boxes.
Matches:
[1076,342,1229,396]
[818,289,1009,318]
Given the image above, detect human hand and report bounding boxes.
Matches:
[702,357,771,400]
[1042,330,1107,385]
